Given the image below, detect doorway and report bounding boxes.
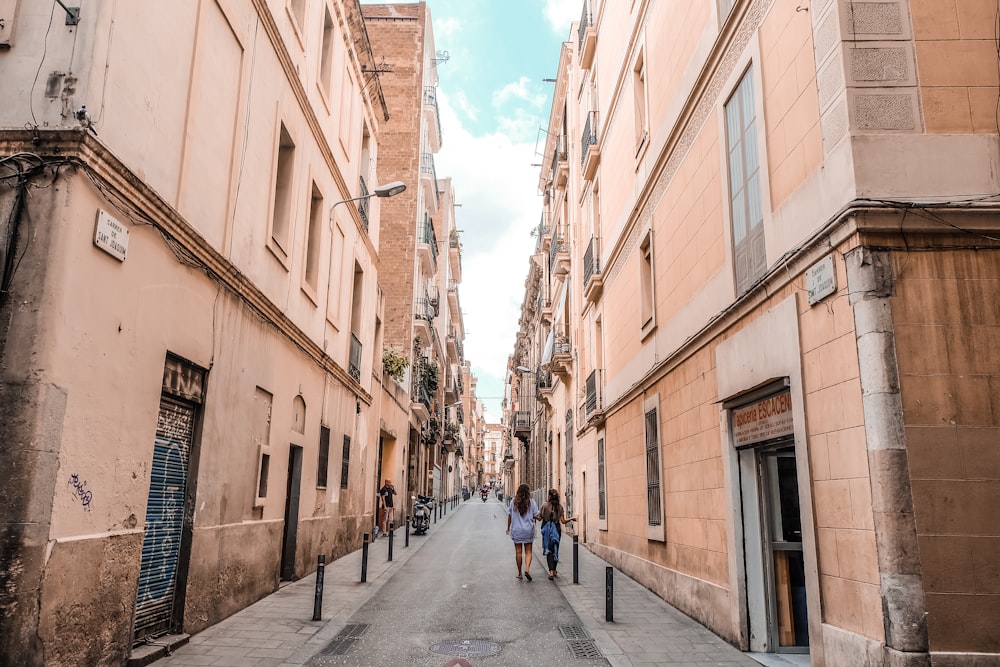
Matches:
[280,445,303,581]
[739,441,809,654]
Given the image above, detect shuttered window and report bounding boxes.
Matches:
[725,69,766,293]
[340,435,351,489]
[644,407,663,527]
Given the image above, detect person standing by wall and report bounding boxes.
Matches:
[378,479,396,537]
[540,489,575,579]
[506,483,540,581]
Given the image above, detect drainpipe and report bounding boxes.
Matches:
[846,247,929,667]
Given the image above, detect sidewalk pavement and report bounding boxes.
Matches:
[145,500,767,666]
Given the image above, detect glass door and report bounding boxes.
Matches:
[759,446,809,651]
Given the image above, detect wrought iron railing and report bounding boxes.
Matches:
[423,86,442,143]
[419,214,438,268]
[584,236,601,286]
[549,232,565,274]
[578,0,592,52]
[513,410,531,433]
[349,333,362,382]
[581,111,598,166]
[536,369,554,391]
[357,176,370,231]
[585,369,603,416]
[414,298,435,321]
[421,152,439,206]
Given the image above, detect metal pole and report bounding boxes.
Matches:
[405,517,410,547]
[361,534,369,583]
[572,534,579,584]
[605,567,614,622]
[388,522,394,561]
[312,555,325,621]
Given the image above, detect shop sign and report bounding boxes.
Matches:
[732,391,793,447]
[94,209,129,261]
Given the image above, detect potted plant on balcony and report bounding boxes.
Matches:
[382,346,408,382]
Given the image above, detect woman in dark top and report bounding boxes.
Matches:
[539,488,575,580]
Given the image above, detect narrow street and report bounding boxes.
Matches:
[151,497,760,666]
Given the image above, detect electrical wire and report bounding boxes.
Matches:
[28,3,58,127]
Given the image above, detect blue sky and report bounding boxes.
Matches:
[363,1,579,421]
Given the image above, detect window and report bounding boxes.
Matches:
[253,387,273,506]
[644,398,663,529]
[725,68,765,293]
[258,454,270,498]
[340,435,351,489]
[633,50,648,153]
[317,426,330,488]
[271,124,296,254]
[598,437,606,520]
[639,231,655,336]
[304,182,324,291]
[289,0,306,32]
[319,6,335,96]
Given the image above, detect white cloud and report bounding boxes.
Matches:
[434,17,461,39]
[492,76,547,109]
[433,91,542,419]
[544,0,580,34]
[451,91,479,123]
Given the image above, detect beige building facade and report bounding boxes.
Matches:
[0,1,477,665]
[508,0,1000,665]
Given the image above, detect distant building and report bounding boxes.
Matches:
[508,1,1000,665]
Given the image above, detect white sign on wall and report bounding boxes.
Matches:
[806,255,836,305]
[94,209,129,261]
[732,391,794,447]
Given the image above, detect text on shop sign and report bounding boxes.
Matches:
[732,391,793,446]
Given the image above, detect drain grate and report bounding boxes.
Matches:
[567,639,604,659]
[429,640,502,658]
[320,624,369,656]
[559,626,591,640]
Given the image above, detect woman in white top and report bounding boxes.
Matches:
[506,483,541,581]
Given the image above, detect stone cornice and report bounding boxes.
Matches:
[2,129,373,405]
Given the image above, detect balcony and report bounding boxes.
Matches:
[414,297,435,342]
[349,333,362,382]
[449,230,462,282]
[578,1,596,69]
[549,135,568,189]
[550,335,573,378]
[423,86,442,152]
[548,232,570,278]
[581,368,605,428]
[446,329,464,364]
[583,236,603,303]
[443,421,460,453]
[421,152,439,213]
[581,111,600,181]
[357,176,371,231]
[416,214,438,277]
[410,357,436,421]
[445,369,459,402]
[512,410,531,438]
[536,369,555,407]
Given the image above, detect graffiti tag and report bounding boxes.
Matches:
[69,474,93,512]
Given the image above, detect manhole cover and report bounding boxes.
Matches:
[320,624,369,656]
[559,626,591,640]
[429,640,501,658]
[567,639,604,659]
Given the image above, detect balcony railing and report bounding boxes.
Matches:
[583,236,601,286]
[421,152,439,208]
[349,333,362,382]
[577,1,592,51]
[423,86,442,144]
[418,214,439,269]
[536,369,554,391]
[414,298,435,321]
[357,176,370,231]
[549,232,565,274]
[513,410,531,435]
[581,111,598,167]
[585,369,603,417]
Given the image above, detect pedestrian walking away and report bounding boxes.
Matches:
[378,478,396,537]
[539,488,575,580]
[506,483,541,581]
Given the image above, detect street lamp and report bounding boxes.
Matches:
[330,180,406,212]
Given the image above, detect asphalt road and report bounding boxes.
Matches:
[306,497,608,666]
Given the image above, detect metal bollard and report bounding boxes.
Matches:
[361,533,369,583]
[312,555,325,621]
[405,517,410,547]
[434,502,438,523]
[605,566,614,622]
[573,534,579,584]
[388,522,394,561]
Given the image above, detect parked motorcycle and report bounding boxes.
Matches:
[411,494,433,535]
